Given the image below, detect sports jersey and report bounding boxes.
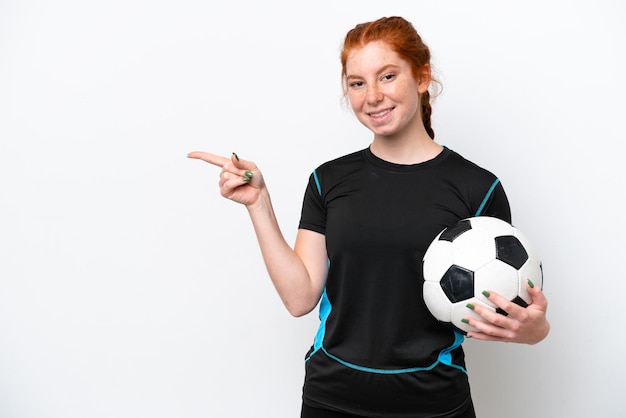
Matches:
[297,146,511,417]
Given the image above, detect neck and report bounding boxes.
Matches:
[370,131,442,165]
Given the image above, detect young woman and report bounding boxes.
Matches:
[189,16,549,418]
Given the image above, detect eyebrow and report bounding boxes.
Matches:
[346,64,401,80]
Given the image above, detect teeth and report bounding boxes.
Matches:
[370,109,390,117]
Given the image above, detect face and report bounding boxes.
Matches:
[345,41,429,138]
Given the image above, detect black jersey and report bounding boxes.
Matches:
[298,146,511,417]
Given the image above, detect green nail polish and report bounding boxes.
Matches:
[245,171,253,178]
[466,303,475,310]
[461,318,469,324]
[527,279,535,288]
[232,152,239,161]
[482,290,490,298]
[242,176,251,182]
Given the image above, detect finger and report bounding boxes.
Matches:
[481,290,522,316]
[526,279,549,311]
[469,297,517,328]
[187,151,230,168]
[230,153,258,172]
[467,321,506,341]
[219,169,249,183]
[220,175,249,196]
[464,312,512,341]
[227,154,261,185]
[466,329,507,342]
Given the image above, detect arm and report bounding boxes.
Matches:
[188,151,327,317]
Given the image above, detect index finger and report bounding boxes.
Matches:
[187,151,230,168]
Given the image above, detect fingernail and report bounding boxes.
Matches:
[466,303,475,310]
[482,290,490,298]
[527,279,535,289]
[242,176,251,182]
[461,318,470,324]
[232,152,239,161]
[245,171,253,179]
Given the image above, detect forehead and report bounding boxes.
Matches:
[345,40,407,76]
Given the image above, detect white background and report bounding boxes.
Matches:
[1,1,625,417]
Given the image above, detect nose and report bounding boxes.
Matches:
[366,85,383,104]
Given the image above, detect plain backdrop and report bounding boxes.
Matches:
[1,0,625,417]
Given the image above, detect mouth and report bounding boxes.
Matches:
[367,107,394,123]
[368,108,393,118]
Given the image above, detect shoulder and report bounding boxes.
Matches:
[441,147,500,182]
[442,147,510,218]
[303,149,367,198]
[311,149,367,179]
[315,149,365,170]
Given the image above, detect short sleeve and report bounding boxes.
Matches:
[478,179,512,223]
[298,170,327,235]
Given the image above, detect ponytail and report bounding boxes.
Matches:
[421,91,434,139]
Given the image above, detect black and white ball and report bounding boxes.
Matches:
[422,216,543,334]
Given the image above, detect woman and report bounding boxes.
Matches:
[189,16,549,418]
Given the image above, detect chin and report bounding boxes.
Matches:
[371,126,400,137]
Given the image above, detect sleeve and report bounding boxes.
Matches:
[477,179,512,223]
[297,170,327,235]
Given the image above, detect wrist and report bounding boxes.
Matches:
[245,187,270,212]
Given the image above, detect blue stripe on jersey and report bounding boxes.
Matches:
[313,169,322,196]
[306,172,326,362]
[321,347,439,374]
[313,289,331,352]
[436,331,468,373]
[475,178,500,216]
[309,330,467,374]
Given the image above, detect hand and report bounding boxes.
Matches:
[465,280,550,344]
[188,151,263,206]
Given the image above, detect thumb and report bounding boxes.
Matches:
[527,279,548,311]
[231,152,258,171]
[230,152,261,184]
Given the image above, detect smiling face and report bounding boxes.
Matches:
[345,41,430,139]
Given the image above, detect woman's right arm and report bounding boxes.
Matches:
[188,151,328,317]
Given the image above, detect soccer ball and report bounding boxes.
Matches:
[422,216,543,335]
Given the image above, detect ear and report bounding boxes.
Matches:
[417,64,432,94]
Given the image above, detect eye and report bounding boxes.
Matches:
[381,73,396,82]
[348,80,365,89]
